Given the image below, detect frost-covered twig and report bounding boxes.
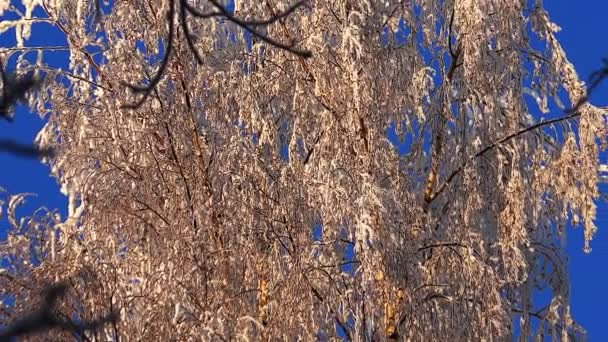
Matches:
[123,0,311,108]
[428,61,608,204]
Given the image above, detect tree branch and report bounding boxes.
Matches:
[427,62,608,204]
[0,281,118,340]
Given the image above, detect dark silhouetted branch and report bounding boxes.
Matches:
[206,0,311,58]
[124,0,311,109]
[0,61,55,159]
[427,61,608,204]
[0,139,55,159]
[122,0,176,109]
[0,61,43,121]
[0,281,119,341]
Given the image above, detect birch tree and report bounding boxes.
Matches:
[1,0,607,340]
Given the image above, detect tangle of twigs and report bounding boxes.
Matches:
[427,60,608,204]
[123,0,311,109]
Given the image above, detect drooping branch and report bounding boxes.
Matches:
[424,7,460,204]
[200,0,312,58]
[446,6,462,82]
[122,0,176,109]
[427,62,608,204]
[124,0,311,108]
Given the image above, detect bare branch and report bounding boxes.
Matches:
[0,282,119,340]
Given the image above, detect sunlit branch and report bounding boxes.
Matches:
[428,63,608,204]
[122,0,176,109]
[124,0,311,108]
[0,46,71,53]
[238,0,307,26]
[204,0,312,58]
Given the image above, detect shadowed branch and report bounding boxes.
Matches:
[123,0,311,108]
[0,281,119,341]
[0,61,56,159]
[427,60,608,204]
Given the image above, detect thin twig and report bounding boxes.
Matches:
[125,0,310,108]
[427,63,608,203]
[180,0,205,64]
[237,0,306,26]
[122,0,175,108]
[205,0,311,57]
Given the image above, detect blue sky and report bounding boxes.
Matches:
[1,1,607,340]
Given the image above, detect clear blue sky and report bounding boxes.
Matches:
[1,2,607,340]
